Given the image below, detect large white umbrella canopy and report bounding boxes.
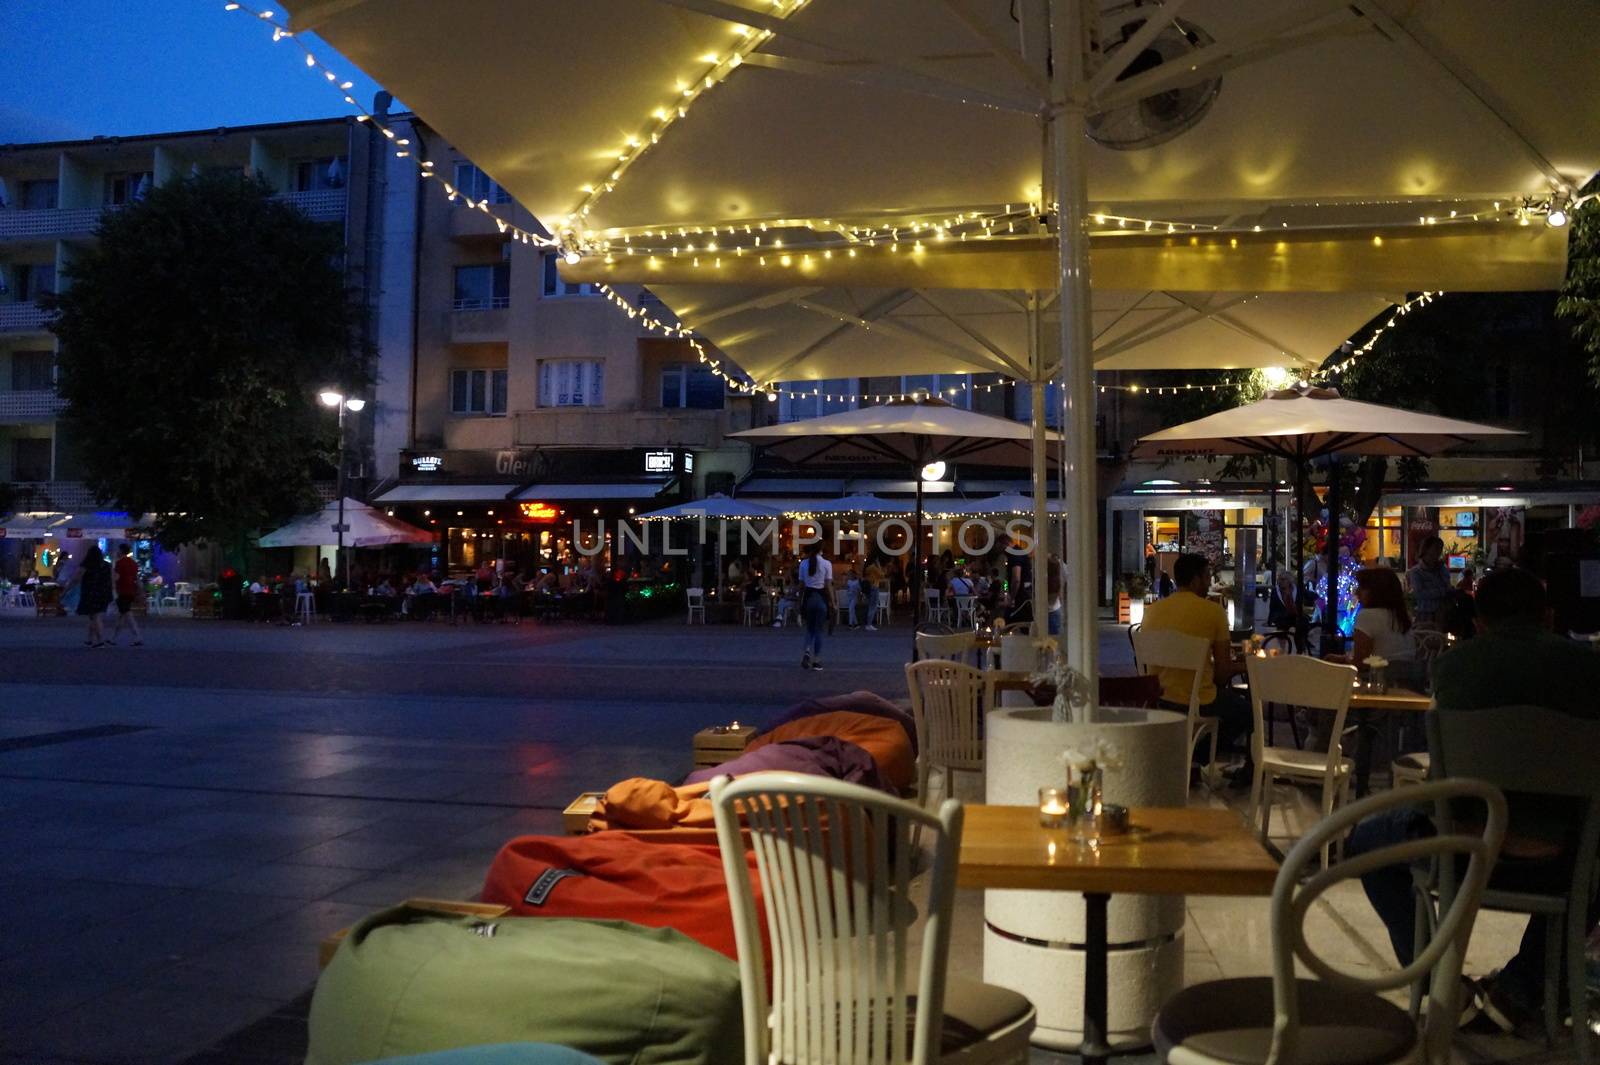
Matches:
[1131,384,1522,461]
[634,493,780,520]
[806,494,914,515]
[731,396,1062,468]
[257,498,436,548]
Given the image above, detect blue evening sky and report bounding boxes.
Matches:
[0,0,389,144]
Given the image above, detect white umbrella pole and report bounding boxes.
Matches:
[1049,0,1100,706]
[1028,297,1051,654]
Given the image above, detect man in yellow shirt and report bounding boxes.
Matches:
[1140,553,1252,783]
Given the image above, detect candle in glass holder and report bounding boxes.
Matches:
[1038,787,1068,828]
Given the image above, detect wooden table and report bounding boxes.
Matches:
[959,805,1277,1065]
[1348,685,1432,712]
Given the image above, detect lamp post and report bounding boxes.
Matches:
[319,390,366,589]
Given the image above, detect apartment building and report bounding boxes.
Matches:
[367,117,759,573]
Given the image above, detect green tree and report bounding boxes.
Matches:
[1556,175,1600,386]
[47,172,370,551]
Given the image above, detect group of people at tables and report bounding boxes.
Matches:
[243,558,605,621]
[1145,548,1599,1034]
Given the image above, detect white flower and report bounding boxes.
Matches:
[1366,655,1389,670]
[1060,746,1095,773]
[1058,737,1123,775]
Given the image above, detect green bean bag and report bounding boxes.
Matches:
[307,905,743,1065]
[363,1046,604,1065]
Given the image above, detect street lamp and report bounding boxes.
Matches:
[320,390,366,589]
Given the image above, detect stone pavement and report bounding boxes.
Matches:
[0,615,1583,1064]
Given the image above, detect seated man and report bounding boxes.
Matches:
[1139,553,1252,783]
[1345,566,1600,1030]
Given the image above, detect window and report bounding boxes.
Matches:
[10,350,53,391]
[661,362,724,410]
[453,263,511,310]
[539,360,604,407]
[542,254,596,297]
[19,180,58,210]
[779,379,855,422]
[14,264,56,302]
[293,157,347,192]
[452,162,511,205]
[12,437,51,481]
[104,171,153,206]
[1013,380,1063,428]
[449,368,508,415]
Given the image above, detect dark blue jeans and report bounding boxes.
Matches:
[1345,808,1548,1007]
[801,590,828,659]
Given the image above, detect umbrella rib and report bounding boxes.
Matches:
[739,52,1040,115]
[791,297,1003,376]
[909,289,1032,378]
[934,0,1052,97]
[690,286,825,327]
[762,290,920,383]
[1163,292,1322,368]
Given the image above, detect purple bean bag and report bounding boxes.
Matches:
[751,690,916,756]
[683,735,889,792]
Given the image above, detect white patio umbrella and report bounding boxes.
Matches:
[257,498,436,548]
[806,494,913,515]
[282,0,1600,689]
[1133,384,1520,638]
[933,493,1063,517]
[635,493,780,587]
[731,396,1062,636]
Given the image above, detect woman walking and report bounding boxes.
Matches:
[797,541,835,670]
[70,545,114,647]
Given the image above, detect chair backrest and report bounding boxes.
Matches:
[1427,705,1600,907]
[1260,631,1295,656]
[1245,654,1354,766]
[904,660,986,771]
[1131,627,1208,714]
[687,587,704,604]
[709,773,962,1065]
[914,631,974,663]
[1268,779,1505,1065]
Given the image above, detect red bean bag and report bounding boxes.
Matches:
[480,831,762,963]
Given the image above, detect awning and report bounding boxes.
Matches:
[0,514,69,536]
[514,482,668,501]
[373,484,517,504]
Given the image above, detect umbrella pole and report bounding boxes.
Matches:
[1294,454,1309,652]
[1325,459,1345,652]
[1048,2,1099,697]
[911,467,924,656]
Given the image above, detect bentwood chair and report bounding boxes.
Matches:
[905,660,988,814]
[1153,779,1506,1065]
[914,631,979,667]
[1419,707,1600,1064]
[1132,628,1218,790]
[1246,655,1357,867]
[709,773,1035,1065]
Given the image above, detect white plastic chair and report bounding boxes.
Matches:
[951,595,977,629]
[1246,655,1358,866]
[742,598,765,626]
[295,590,316,625]
[923,587,948,625]
[914,631,979,666]
[709,772,1035,1065]
[905,660,988,814]
[873,581,891,626]
[174,581,193,611]
[1133,627,1219,789]
[1153,778,1506,1065]
[686,586,705,624]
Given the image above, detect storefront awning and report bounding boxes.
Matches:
[374,484,517,504]
[514,482,669,501]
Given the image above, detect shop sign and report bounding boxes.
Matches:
[496,450,543,477]
[411,455,443,472]
[518,501,559,521]
[644,450,674,473]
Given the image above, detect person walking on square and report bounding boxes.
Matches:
[70,545,114,647]
[798,541,834,670]
[109,544,143,646]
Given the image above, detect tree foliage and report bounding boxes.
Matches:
[1556,175,1600,387]
[48,172,370,549]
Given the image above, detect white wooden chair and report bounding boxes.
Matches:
[1153,779,1506,1065]
[923,587,948,624]
[709,772,1035,1065]
[686,586,705,624]
[1246,654,1358,866]
[1132,627,1219,790]
[914,631,979,667]
[905,660,988,815]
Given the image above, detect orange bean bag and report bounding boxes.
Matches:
[480,831,763,963]
[744,711,915,791]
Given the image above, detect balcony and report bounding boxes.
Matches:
[449,206,510,241]
[514,408,730,450]
[3,481,96,510]
[278,189,347,222]
[0,390,66,421]
[0,302,55,334]
[449,303,510,343]
[0,206,103,241]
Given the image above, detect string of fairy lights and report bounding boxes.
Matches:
[226,2,1457,405]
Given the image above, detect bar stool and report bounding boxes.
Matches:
[295,591,316,625]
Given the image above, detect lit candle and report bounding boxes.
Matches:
[1038,787,1068,827]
